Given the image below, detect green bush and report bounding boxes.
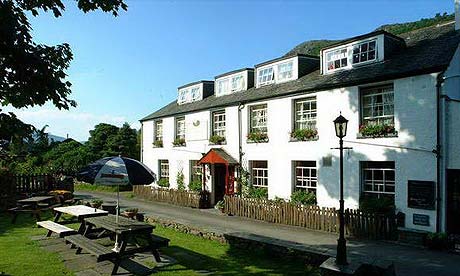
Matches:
[359,196,395,214]
[188,180,202,192]
[290,190,316,205]
[290,128,318,141]
[248,187,268,199]
[247,131,268,143]
[172,138,186,147]
[209,135,226,145]
[177,171,185,191]
[153,140,163,147]
[157,178,170,188]
[359,124,396,137]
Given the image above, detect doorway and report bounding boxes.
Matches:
[214,164,226,204]
[447,169,460,234]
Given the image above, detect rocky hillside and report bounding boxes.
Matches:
[285,12,455,57]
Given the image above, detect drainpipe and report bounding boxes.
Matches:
[237,102,245,193]
[435,72,446,233]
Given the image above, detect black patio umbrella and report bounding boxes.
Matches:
[77,156,156,223]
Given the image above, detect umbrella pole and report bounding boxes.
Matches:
[116,184,120,224]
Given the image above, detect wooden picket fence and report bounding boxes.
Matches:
[133,186,202,208]
[223,195,397,239]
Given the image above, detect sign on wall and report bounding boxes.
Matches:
[407,180,435,210]
[413,214,430,226]
[187,119,208,141]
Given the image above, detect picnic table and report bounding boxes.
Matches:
[79,214,169,274]
[9,196,57,223]
[53,205,108,233]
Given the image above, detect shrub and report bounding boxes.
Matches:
[90,199,103,208]
[215,200,224,210]
[153,140,163,147]
[248,187,268,199]
[177,171,185,191]
[359,196,395,214]
[426,232,451,250]
[209,135,226,145]
[359,124,396,137]
[290,190,316,205]
[188,180,202,192]
[290,128,318,141]
[157,178,170,188]
[172,138,186,146]
[247,131,268,143]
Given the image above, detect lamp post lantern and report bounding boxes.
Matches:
[333,113,348,265]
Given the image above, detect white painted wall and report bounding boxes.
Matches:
[142,73,441,232]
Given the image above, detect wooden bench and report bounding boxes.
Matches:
[36,220,77,238]
[150,234,170,248]
[64,234,116,262]
[8,207,41,223]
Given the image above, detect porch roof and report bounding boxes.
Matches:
[198,148,238,165]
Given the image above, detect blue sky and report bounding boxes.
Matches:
[7,0,453,141]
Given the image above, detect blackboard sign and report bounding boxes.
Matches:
[408,180,435,210]
[413,214,430,226]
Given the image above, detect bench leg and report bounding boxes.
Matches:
[46,230,53,237]
[147,236,162,262]
[111,241,127,275]
[76,247,82,254]
[11,213,18,224]
[53,212,62,222]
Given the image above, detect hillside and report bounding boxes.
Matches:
[285,12,455,57]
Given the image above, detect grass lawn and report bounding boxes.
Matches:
[0,212,318,275]
[74,182,133,194]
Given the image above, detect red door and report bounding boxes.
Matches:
[226,166,235,195]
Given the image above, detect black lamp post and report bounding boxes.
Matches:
[333,113,348,265]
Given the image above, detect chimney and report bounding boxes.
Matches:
[456,0,460,30]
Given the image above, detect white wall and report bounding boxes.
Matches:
[142,73,440,232]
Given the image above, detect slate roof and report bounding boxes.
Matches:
[141,22,460,122]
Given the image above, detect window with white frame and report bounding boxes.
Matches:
[278,61,293,81]
[231,75,244,92]
[212,110,226,137]
[294,161,317,195]
[361,85,394,126]
[249,104,267,134]
[216,79,229,96]
[257,67,274,86]
[154,120,163,143]
[352,40,377,64]
[294,97,317,130]
[175,117,185,140]
[159,160,169,181]
[178,89,188,104]
[325,47,348,71]
[361,161,395,199]
[190,87,201,102]
[190,160,202,183]
[250,160,268,188]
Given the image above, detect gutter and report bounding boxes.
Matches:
[237,102,246,192]
[435,72,446,233]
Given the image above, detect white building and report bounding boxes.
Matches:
[140,21,460,234]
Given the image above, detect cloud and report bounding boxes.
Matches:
[3,107,140,141]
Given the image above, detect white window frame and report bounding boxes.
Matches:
[211,110,226,137]
[361,85,394,126]
[325,47,348,72]
[249,104,267,134]
[257,67,274,86]
[175,117,185,140]
[352,39,377,65]
[216,79,229,96]
[154,120,163,142]
[159,160,169,180]
[190,160,202,183]
[362,162,395,197]
[293,97,317,130]
[178,89,188,104]
[277,61,294,81]
[231,74,245,92]
[294,161,317,194]
[190,87,201,102]
[250,160,268,188]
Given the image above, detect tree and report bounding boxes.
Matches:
[0,0,127,143]
[86,123,139,159]
[87,123,119,157]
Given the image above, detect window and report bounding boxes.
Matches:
[249,104,267,134]
[159,160,169,181]
[175,117,185,140]
[257,67,274,86]
[190,160,202,183]
[326,47,348,71]
[361,85,394,126]
[278,61,293,81]
[294,97,317,130]
[361,161,395,198]
[352,40,377,64]
[212,110,226,137]
[178,89,188,104]
[250,160,268,187]
[190,87,201,101]
[154,120,163,143]
[216,79,229,96]
[231,75,244,92]
[294,161,317,195]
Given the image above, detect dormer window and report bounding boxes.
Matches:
[178,89,188,104]
[191,87,201,101]
[277,61,293,81]
[326,48,347,71]
[214,69,253,97]
[257,67,274,86]
[217,79,230,96]
[177,81,213,104]
[352,40,377,64]
[231,75,244,92]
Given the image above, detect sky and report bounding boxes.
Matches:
[5,0,454,141]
